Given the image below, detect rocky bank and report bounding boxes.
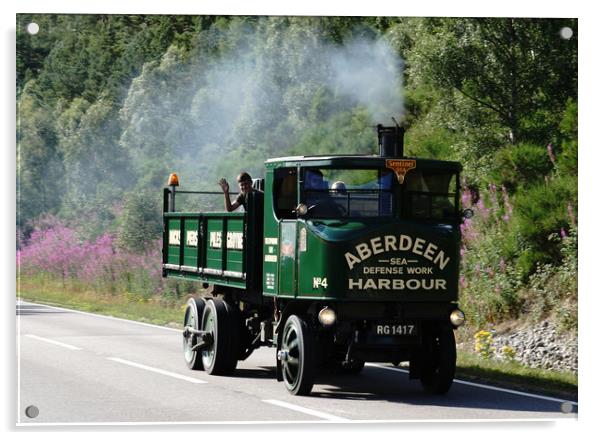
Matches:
[490,321,577,373]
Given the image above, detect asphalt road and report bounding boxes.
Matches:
[16,300,578,425]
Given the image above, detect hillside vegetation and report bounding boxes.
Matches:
[17,15,577,332]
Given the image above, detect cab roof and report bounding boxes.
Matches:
[265,155,462,171]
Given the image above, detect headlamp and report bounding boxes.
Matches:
[450,309,466,327]
[318,307,336,327]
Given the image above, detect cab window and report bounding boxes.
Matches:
[402,170,457,221]
[273,168,297,220]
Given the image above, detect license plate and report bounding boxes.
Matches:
[372,323,418,337]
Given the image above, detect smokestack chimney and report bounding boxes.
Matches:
[377,124,404,158]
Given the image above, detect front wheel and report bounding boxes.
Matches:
[280,315,316,395]
[418,326,456,394]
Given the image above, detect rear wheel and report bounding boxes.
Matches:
[280,315,316,395]
[418,326,456,394]
[183,297,206,370]
[201,298,239,375]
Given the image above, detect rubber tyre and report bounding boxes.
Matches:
[183,297,206,370]
[419,326,456,394]
[200,298,238,375]
[223,300,241,366]
[280,315,316,396]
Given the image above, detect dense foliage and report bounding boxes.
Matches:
[16,15,577,328]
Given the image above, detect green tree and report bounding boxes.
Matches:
[407,18,577,145]
[556,98,578,177]
[17,85,64,234]
[117,190,163,253]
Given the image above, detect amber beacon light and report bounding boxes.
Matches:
[168,173,180,186]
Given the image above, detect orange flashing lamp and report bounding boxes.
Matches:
[168,173,180,186]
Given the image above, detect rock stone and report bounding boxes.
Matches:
[489,321,577,373]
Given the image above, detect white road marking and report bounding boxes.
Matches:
[366,363,578,406]
[24,334,82,351]
[262,399,349,421]
[18,301,577,408]
[107,357,207,384]
[17,300,182,333]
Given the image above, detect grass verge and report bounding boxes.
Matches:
[18,280,184,328]
[18,282,577,402]
[455,351,577,401]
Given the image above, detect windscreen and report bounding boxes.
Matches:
[302,168,394,218]
[300,167,458,221]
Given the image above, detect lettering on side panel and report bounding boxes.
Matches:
[169,230,180,245]
[186,231,198,247]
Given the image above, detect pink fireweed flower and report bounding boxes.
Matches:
[461,188,472,208]
[460,275,467,288]
[476,198,490,221]
[560,228,567,239]
[567,203,576,227]
[547,143,556,163]
[501,184,513,216]
[460,218,478,243]
[486,267,494,278]
[488,183,498,212]
[17,218,168,295]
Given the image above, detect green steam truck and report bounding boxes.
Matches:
[163,125,470,395]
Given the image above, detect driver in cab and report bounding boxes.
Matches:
[303,170,345,217]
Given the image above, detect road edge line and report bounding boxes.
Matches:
[24,334,82,351]
[366,363,578,406]
[262,399,350,422]
[17,299,181,333]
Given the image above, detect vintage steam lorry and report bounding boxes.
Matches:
[163,125,468,395]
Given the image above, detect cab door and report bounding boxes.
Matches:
[263,166,299,298]
[278,220,297,296]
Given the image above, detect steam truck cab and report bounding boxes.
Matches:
[164,126,468,395]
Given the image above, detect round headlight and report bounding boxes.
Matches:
[318,307,336,327]
[450,309,466,327]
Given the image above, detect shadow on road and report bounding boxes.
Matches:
[229,361,575,415]
[232,366,276,379]
[308,365,576,415]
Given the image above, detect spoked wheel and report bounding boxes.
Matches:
[183,297,206,370]
[419,326,456,394]
[280,315,316,395]
[200,298,239,375]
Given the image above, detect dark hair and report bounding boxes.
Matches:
[237,172,252,183]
